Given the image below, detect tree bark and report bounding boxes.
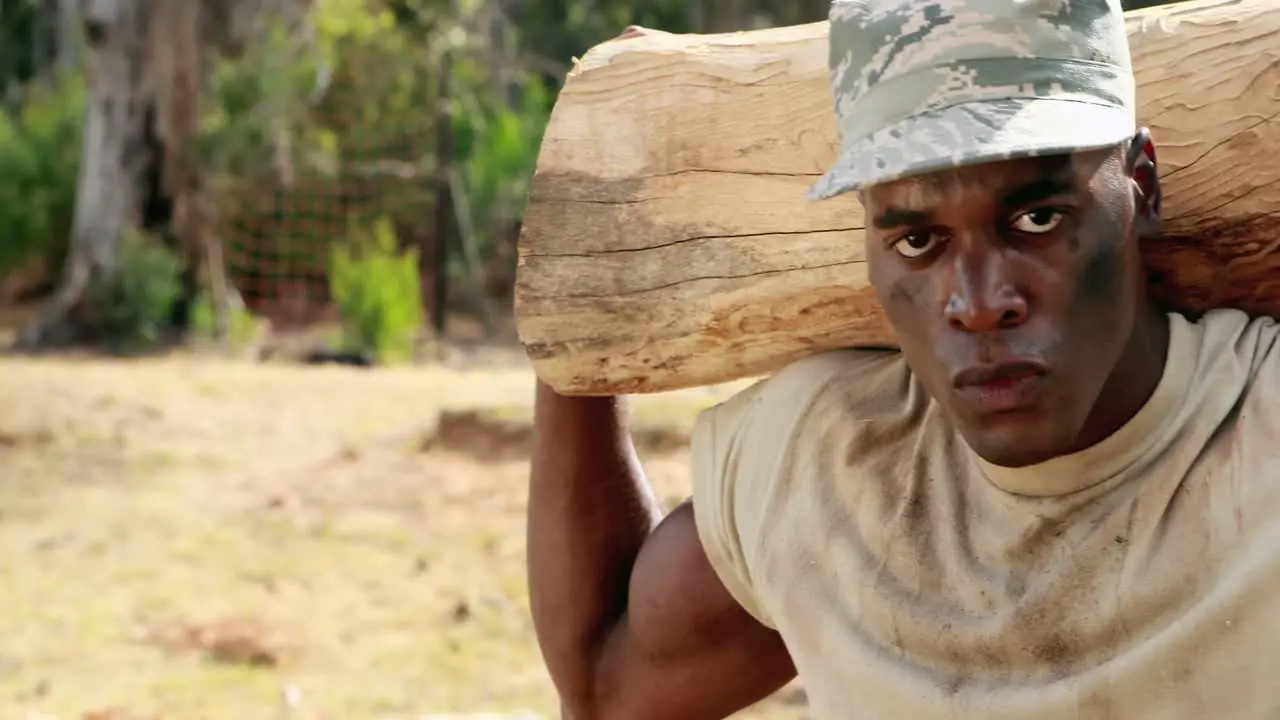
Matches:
[55,0,79,74]
[17,0,153,348]
[161,0,231,343]
[515,0,1280,395]
[430,50,453,337]
[14,0,320,349]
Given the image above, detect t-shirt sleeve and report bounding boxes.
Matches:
[689,352,865,629]
[690,379,775,627]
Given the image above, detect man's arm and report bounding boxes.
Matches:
[528,382,796,720]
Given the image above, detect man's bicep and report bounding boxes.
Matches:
[687,382,777,626]
[591,359,858,718]
[596,501,795,720]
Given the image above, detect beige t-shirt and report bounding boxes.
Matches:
[692,309,1280,719]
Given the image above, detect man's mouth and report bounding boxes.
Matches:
[952,360,1050,414]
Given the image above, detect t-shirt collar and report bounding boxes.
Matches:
[975,313,1194,497]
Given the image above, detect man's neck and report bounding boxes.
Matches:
[1068,303,1171,455]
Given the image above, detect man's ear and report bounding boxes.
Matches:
[1124,127,1161,238]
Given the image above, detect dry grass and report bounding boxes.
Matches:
[0,354,807,720]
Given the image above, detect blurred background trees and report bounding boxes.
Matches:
[0,0,1181,361]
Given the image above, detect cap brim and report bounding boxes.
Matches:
[807,98,1135,201]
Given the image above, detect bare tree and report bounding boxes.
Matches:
[18,0,152,347]
[16,0,310,348]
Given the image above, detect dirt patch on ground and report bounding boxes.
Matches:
[0,355,803,720]
[423,406,696,462]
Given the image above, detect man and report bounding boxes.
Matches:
[528,0,1280,717]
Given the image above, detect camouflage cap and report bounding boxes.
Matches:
[808,0,1136,201]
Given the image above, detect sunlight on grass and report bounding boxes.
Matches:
[0,356,800,720]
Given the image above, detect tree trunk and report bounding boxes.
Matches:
[17,0,154,348]
[430,50,453,337]
[160,0,229,342]
[55,0,79,74]
[515,0,1280,395]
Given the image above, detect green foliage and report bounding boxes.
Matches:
[198,16,326,183]
[452,76,552,259]
[511,0,693,79]
[5,0,727,340]
[329,218,423,363]
[199,0,554,306]
[199,0,436,181]
[0,74,82,279]
[190,290,263,351]
[88,230,185,352]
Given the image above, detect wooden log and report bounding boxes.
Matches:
[515,0,1280,396]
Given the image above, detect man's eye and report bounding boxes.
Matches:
[1010,208,1065,234]
[893,231,943,259]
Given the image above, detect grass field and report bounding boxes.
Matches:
[0,353,807,720]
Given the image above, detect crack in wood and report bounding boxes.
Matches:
[529,197,671,206]
[1162,108,1280,180]
[640,168,824,179]
[523,226,864,258]
[1168,176,1280,222]
[524,258,864,300]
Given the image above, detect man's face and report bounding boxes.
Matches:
[863,145,1152,467]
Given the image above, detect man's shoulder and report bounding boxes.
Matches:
[762,346,908,406]
[1192,307,1276,339]
[688,349,912,628]
[694,348,914,457]
[723,345,906,404]
[1168,309,1280,448]
[1187,309,1280,373]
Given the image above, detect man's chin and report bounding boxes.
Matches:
[955,414,1071,469]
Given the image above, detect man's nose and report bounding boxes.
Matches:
[943,249,1028,333]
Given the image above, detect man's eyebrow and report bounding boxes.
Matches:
[1000,179,1075,208]
[870,176,1075,229]
[872,207,929,230]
